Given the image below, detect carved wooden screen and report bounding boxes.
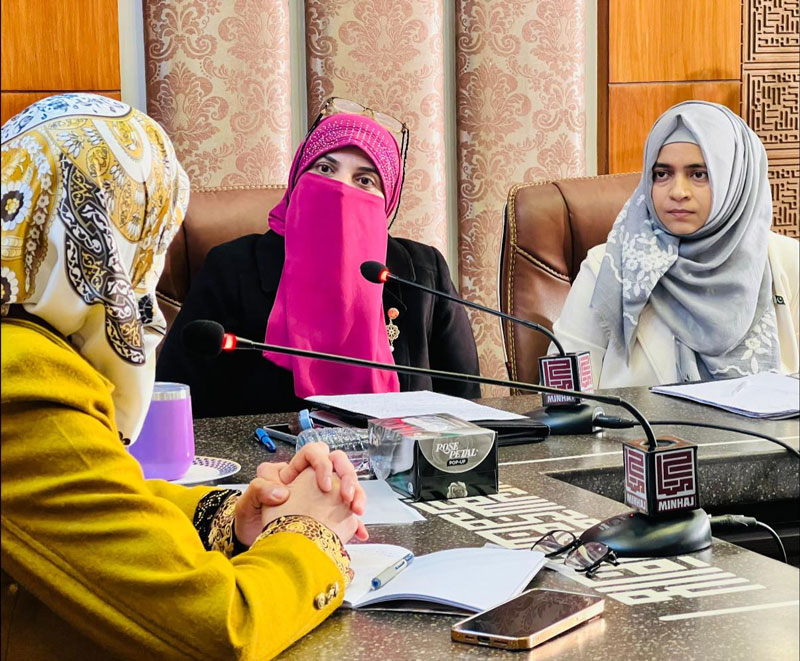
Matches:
[742,0,800,237]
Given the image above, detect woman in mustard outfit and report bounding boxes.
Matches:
[1,94,366,660]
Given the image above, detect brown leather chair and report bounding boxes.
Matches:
[156,186,286,333]
[500,173,640,385]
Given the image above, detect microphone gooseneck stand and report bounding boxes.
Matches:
[226,330,659,446]
[359,260,567,354]
[360,260,603,435]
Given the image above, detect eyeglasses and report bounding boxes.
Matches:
[319,97,407,135]
[531,530,619,579]
[302,97,410,227]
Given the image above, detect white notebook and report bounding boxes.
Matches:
[343,543,545,613]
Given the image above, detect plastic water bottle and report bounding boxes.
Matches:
[295,427,372,476]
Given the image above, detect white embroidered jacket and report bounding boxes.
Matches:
[552,232,799,388]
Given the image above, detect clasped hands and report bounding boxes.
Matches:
[234,442,368,548]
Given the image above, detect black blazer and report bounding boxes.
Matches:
[157,232,481,417]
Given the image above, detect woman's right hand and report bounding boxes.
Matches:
[258,442,368,540]
[261,467,361,543]
[271,443,366,516]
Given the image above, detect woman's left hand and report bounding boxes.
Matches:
[233,462,293,548]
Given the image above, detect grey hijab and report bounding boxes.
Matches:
[591,101,778,381]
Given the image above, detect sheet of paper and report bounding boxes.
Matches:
[357,479,426,525]
[222,484,254,492]
[308,390,526,422]
[651,373,800,419]
[221,480,425,526]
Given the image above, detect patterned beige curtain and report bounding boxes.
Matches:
[144,0,586,389]
[305,0,449,254]
[143,0,293,189]
[456,1,586,385]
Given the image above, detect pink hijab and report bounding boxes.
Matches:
[264,114,403,398]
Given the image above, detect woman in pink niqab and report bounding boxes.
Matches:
[263,113,404,398]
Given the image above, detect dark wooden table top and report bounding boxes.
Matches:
[193,387,800,660]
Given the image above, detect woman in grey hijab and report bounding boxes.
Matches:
[552,101,799,387]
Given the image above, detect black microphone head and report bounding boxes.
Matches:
[360,260,390,283]
[182,319,225,358]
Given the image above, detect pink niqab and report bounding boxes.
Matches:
[264,114,402,398]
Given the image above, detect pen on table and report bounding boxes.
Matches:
[370,553,414,591]
[258,425,298,446]
[253,427,276,452]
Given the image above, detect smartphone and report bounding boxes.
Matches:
[451,588,604,651]
[265,423,292,434]
[309,409,368,428]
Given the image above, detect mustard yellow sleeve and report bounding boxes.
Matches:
[145,479,219,520]
[1,321,347,660]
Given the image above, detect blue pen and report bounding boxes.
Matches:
[253,427,277,452]
[370,552,414,590]
[259,425,298,446]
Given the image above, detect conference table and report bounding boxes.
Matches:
[194,386,800,660]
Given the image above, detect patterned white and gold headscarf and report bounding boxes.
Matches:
[1,93,190,443]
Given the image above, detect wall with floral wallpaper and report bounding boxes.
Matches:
[143,0,293,190]
[456,0,586,387]
[143,0,586,391]
[305,0,449,256]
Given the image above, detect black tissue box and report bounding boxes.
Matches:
[368,413,498,501]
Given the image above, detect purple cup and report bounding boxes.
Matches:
[129,382,195,480]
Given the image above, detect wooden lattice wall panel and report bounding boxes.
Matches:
[743,0,800,62]
[743,69,800,154]
[743,0,800,237]
[769,162,800,234]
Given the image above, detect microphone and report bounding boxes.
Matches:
[360,260,600,433]
[182,319,711,558]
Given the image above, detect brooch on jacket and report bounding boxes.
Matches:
[386,307,400,352]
